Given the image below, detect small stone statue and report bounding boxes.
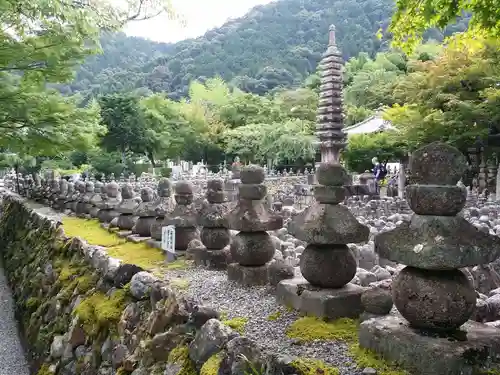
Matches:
[131,187,157,238]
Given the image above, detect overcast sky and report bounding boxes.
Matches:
[124,0,274,43]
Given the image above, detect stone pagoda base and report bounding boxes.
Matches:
[276,277,365,319]
[193,247,231,270]
[359,315,500,375]
[227,263,269,286]
[126,234,150,243]
[116,230,132,238]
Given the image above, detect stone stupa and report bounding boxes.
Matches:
[276,25,369,318]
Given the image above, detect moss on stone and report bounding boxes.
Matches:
[286,317,359,343]
[200,353,222,375]
[222,317,249,334]
[167,345,197,375]
[74,289,127,336]
[291,358,340,375]
[267,310,282,321]
[25,297,40,311]
[348,344,409,375]
[57,261,80,282]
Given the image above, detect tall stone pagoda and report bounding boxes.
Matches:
[276,26,369,319]
[316,24,346,163]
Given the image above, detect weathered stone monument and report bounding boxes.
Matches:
[97,182,121,224]
[130,187,157,240]
[359,142,500,375]
[226,165,283,285]
[148,178,175,247]
[195,179,232,269]
[276,24,369,318]
[89,181,103,218]
[113,183,140,235]
[160,181,199,253]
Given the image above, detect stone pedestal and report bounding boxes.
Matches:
[359,315,500,375]
[226,165,283,285]
[276,277,365,319]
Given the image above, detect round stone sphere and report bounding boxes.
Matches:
[393,267,476,331]
[300,245,357,288]
[230,231,275,266]
[200,227,230,249]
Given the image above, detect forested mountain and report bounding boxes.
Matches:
[64,0,469,100]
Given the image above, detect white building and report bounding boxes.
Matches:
[343,112,395,135]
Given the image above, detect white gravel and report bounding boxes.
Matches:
[0,261,30,375]
[167,267,362,375]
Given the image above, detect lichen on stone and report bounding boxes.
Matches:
[291,358,340,375]
[200,353,222,375]
[73,289,127,336]
[222,317,249,334]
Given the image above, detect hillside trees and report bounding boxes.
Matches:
[63,0,469,100]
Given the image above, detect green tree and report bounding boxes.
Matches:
[342,132,407,173]
[390,0,494,50]
[98,93,148,164]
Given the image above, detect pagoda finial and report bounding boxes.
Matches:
[329,24,336,46]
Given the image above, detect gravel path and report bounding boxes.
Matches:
[167,267,362,375]
[0,260,30,375]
